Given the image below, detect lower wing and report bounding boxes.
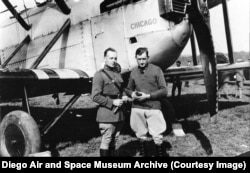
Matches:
[0,68,91,100]
[165,61,250,83]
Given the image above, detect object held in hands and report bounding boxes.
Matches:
[114,106,119,114]
[114,95,122,113]
[135,91,142,96]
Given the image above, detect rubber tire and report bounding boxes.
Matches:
[0,110,41,157]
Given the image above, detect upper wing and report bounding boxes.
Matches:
[164,65,203,83]
[164,61,250,83]
[207,0,224,9]
[0,68,91,100]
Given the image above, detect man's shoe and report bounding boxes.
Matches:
[100,149,110,157]
[139,141,147,157]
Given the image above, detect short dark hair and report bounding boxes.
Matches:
[135,47,149,58]
[104,47,116,57]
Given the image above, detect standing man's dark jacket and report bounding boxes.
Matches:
[126,63,167,110]
[92,65,125,122]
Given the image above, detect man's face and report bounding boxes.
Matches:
[136,52,148,68]
[105,51,117,68]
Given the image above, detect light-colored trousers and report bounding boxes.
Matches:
[99,122,124,150]
[130,108,166,145]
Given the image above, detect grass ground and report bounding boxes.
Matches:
[0,80,249,157]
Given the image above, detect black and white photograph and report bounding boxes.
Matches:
[0,0,249,161]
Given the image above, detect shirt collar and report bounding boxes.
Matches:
[104,65,116,72]
[138,63,149,73]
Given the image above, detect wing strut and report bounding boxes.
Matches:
[1,35,30,68]
[222,0,234,64]
[42,94,81,136]
[22,86,31,115]
[2,0,31,30]
[31,19,71,69]
[54,0,71,15]
[190,31,198,66]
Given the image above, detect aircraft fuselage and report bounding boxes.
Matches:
[0,0,192,77]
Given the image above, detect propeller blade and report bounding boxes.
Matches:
[188,0,218,116]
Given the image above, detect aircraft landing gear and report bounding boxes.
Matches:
[0,85,41,157]
[0,110,41,157]
[0,91,82,157]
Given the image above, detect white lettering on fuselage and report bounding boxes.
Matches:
[131,18,157,30]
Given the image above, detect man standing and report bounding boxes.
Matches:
[91,48,127,157]
[218,71,230,99]
[184,60,191,87]
[126,47,167,157]
[234,59,246,99]
[172,60,182,98]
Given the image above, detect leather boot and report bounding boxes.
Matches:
[109,147,116,157]
[225,93,229,99]
[139,141,147,157]
[155,144,165,157]
[100,149,110,157]
[239,89,243,99]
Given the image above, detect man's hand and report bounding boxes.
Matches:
[113,99,124,107]
[122,96,129,103]
[131,91,140,100]
[137,92,150,101]
[132,91,150,101]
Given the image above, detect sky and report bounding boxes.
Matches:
[0,0,249,54]
[182,0,249,55]
[210,0,249,53]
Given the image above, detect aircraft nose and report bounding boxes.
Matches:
[172,19,192,47]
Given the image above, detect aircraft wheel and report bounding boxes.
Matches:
[0,110,41,157]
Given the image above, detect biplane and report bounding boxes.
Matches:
[0,0,249,157]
